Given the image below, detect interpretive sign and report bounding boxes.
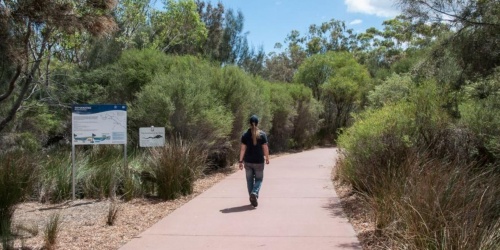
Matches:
[139,127,165,147]
[72,104,127,145]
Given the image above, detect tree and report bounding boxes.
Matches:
[114,0,151,50]
[151,0,207,54]
[398,0,500,77]
[0,0,117,133]
[196,0,225,61]
[294,52,371,141]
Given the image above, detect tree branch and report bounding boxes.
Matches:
[416,0,500,27]
[0,65,22,102]
[0,24,49,133]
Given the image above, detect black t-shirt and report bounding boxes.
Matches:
[241,129,268,164]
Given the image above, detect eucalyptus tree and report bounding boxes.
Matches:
[151,0,207,54]
[196,0,224,61]
[398,0,500,78]
[294,52,370,140]
[0,0,117,133]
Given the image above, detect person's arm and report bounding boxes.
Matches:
[263,143,270,164]
[239,144,246,170]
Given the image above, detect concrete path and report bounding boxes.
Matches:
[120,148,361,250]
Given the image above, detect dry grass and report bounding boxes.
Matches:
[7,166,236,250]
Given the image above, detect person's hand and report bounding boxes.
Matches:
[266,159,270,165]
[239,162,244,170]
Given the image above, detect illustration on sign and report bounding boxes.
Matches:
[140,127,165,147]
[72,104,127,145]
[73,133,111,143]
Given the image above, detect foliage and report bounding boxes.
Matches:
[105,49,174,103]
[0,0,117,133]
[338,81,454,191]
[147,137,207,200]
[39,150,73,203]
[43,213,61,250]
[295,51,371,141]
[151,0,208,54]
[205,65,270,162]
[363,156,500,250]
[129,55,233,148]
[0,152,37,236]
[268,82,321,152]
[460,69,500,163]
[337,78,500,248]
[77,145,124,199]
[399,0,500,79]
[368,73,412,108]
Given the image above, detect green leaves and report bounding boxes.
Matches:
[151,0,208,53]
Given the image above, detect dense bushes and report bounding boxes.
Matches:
[268,83,322,152]
[337,80,500,249]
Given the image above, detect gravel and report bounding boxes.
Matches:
[9,168,236,250]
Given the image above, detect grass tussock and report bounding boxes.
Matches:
[147,137,207,200]
[0,152,37,237]
[364,155,499,249]
[106,202,120,226]
[43,213,61,250]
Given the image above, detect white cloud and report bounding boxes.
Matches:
[344,0,400,18]
[349,19,363,25]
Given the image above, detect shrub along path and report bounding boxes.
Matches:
[120,148,361,250]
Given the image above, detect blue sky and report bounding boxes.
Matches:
[154,0,402,54]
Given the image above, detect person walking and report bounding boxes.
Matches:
[238,115,270,207]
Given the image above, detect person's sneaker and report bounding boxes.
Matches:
[250,193,258,207]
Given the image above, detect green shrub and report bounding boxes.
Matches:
[107,48,173,103]
[147,137,207,200]
[337,102,414,193]
[368,73,412,108]
[211,66,271,159]
[337,80,499,249]
[130,56,235,168]
[268,82,321,152]
[460,69,500,165]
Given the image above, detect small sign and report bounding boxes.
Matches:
[140,127,165,147]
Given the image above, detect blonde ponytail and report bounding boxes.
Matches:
[251,123,260,146]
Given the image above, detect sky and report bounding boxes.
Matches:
[154,0,402,54]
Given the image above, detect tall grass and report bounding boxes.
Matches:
[39,150,72,203]
[0,152,36,237]
[337,81,500,249]
[78,145,123,199]
[43,213,61,250]
[361,155,500,249]
[106,202,120,226]
[147,137,207,200]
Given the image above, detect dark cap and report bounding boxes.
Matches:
[249,115,259,125]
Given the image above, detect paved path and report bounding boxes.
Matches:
[120,148,361,250]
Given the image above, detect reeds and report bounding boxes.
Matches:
[147,137,207,200]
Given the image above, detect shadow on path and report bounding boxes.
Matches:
[220,205,255,213]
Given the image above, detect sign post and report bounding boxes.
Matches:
[71,104,127,200]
